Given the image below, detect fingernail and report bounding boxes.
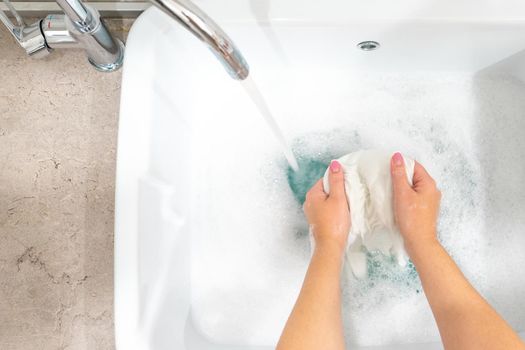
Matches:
[330,160,341,173]
[392,152,404,166]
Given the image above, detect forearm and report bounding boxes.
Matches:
[409,239,524,350]
[277,242,345,350]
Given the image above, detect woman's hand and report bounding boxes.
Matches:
[391,152,525,350]
[390,152,441,254]
[278,160,349,350]
[303,160,351,256]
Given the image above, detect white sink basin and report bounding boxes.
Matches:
[115,2,525,349]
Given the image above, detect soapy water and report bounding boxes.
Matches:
[190,72,525,346]
[283,124,481,345]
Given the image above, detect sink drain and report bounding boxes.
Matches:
[357,41,380,51]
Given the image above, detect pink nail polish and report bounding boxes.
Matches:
[392,152,403,166]
[330,160,341,173]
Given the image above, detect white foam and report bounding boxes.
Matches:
[188,70,525,346]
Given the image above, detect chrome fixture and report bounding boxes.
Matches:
[0,0,249,79]
[149,0,249,80]
[357,41,380,51]
[0,0,124,71]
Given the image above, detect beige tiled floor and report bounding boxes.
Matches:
[0,21,127,350]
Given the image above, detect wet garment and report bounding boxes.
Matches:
[321,150,415,279]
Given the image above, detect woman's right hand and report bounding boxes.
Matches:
[390,152,441,255]
[390,153,525,350]
[304,160,351,257]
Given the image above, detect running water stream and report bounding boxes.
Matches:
[241,76,299,171]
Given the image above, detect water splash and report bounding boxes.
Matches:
[241,77,299,171]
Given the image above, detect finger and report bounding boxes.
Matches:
[305,178,326,200]
[391,152,413,199]
[412,161,436,193]
[327,160,346,200]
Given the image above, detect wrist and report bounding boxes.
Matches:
[405,235,441,260]
[313,239,346,260]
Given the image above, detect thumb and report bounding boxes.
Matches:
[328,160,346,199]
[391,152,412,199]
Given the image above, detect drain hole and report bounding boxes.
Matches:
[357,41,380,51]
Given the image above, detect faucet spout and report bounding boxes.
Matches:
[149,0,249,80]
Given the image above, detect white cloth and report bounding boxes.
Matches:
[321,150,415,279]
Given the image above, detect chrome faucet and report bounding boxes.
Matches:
[0,0,249,79]
[149,0,249,79]
[0,0,124,71]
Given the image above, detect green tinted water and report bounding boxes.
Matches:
[284,145,420,289]
[286,157,329,205]
[365,251,420,290]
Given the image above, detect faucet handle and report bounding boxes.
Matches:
[0,0,50,58]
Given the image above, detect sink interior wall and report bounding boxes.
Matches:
[120,10,525,349]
